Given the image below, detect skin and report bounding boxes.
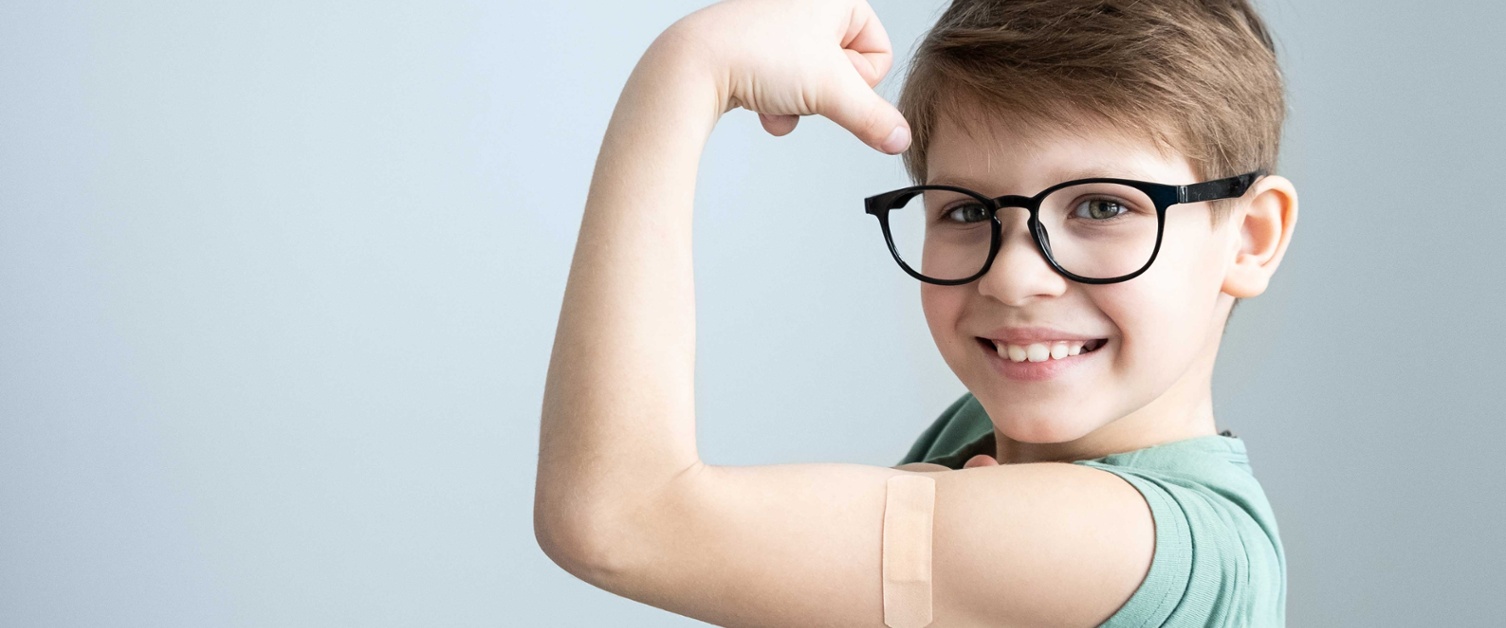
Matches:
[534,0,1298,624]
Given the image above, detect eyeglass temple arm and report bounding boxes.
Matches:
[1177,169,1267,204]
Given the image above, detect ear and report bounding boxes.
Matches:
[1222,174,1298,298]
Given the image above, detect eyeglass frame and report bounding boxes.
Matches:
[862,169,1268,286]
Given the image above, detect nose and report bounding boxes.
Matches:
[974,206,1068,306]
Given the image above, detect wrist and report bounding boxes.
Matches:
[642,20,734,118]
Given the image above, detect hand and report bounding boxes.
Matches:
[663,0,911,154]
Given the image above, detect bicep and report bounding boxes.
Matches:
[930,463,1153,627]
[588,462,1155,627]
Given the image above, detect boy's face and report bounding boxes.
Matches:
[920,112,1242,453]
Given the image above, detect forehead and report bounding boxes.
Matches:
[924,108,1196,194]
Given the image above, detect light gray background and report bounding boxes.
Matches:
[2,0,1502,626]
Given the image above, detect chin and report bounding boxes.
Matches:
[990,407,1102,444]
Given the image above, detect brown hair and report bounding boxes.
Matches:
[897,0,1286,222]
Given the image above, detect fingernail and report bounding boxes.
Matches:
[881,126,910,154]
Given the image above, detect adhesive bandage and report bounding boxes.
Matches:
[882,474,935,628]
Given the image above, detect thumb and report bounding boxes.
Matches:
[817,63,910,155]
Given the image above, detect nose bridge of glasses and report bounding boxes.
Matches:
[978,193,1064,293]
[988,194,1038,237]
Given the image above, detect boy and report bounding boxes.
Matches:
[535,0,1297,625]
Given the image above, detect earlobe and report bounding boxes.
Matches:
[1221,174,1298,299]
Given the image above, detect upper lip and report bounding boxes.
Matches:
[978,326,1106,344]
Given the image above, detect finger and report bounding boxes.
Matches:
[758,112,800,136]
[841,1,894,85]
[844,48,891,89]
[842,1,893,57]
[963,454,1000,468]
[817,60,910,154]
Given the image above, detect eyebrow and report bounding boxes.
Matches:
[927,166,1149,191]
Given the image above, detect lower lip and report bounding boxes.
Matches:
[978,338,1106,382]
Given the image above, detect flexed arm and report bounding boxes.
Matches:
[533,2,1152,626]
[534,0,911,568]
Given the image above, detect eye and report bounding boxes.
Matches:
[941,202,991,224]
[1071,198,1131,220]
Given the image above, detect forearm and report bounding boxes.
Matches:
[535,31,725,562]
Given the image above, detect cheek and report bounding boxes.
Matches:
[1096,254,1197,343]
[920,284,969,351]
[920,284,952,328]
[1093,283,1153,344]
[1166,218,1235,291]
[1105,225,1227,354]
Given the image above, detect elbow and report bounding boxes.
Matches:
[534,499,632,589]
[534,461,707,590]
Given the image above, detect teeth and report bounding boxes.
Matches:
[993,339,1096,363]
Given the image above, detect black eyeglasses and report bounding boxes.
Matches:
[863,169,1266,285]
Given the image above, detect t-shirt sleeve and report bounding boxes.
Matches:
[896,394,969,465]
[899,392,996,466]
[1071,461,1270,628]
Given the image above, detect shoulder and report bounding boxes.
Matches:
[1072,450,1288,626]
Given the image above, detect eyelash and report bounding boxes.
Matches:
[938,197,1142,223]
[1072,198,1133,220]
[940,203,990,224]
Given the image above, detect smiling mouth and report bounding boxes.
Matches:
[975,337,1108,363]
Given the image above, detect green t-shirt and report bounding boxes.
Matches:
[898,393,1287,627]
